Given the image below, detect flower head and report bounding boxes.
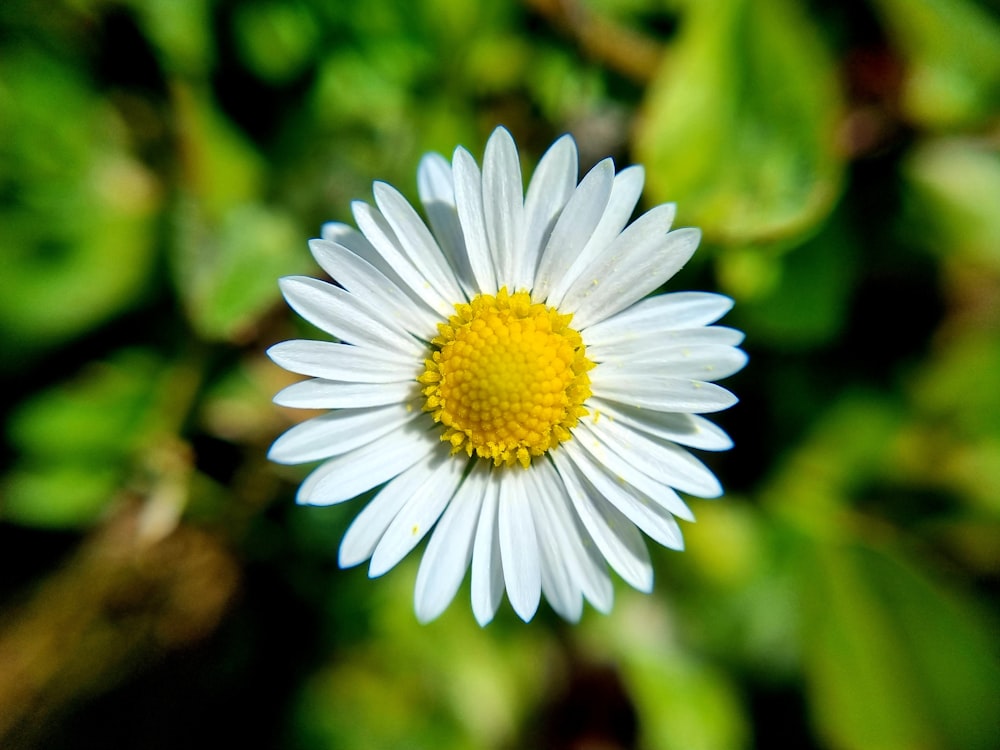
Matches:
[268,127,746,624]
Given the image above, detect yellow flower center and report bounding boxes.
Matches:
[419,287,593,469]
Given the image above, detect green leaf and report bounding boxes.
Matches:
[128,0,215,76]
[730,212,858,346]
[173,202,304,342]
[798,537,1000,750]
[871,0,1000,129]
[581,596,750,750]
[233,1,320,83]
[0,51,159,361]
[2,464,121,529]
[625,649,749,750]
[765,393,904,528]
[290,563,548,750]
[903,138,1000,266]
[167,87,306,342]
[8,352,162,459]
[2,350,164,529]
[634,0,844,247]
[861,545,1000,750]
[172,85,265,220]
[911,331,1000,441]
[904,330,1000,513]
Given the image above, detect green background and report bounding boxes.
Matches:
[1,0,998,748]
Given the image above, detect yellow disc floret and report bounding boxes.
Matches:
[419,287,594,469]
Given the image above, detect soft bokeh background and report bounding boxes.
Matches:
[1,0,998,748]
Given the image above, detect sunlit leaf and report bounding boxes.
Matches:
[2,464,121,529]
[871,0,1000,129]
[903,138,1000,265]
[635,0,844,247]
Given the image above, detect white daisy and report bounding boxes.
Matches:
[268,126,746,625]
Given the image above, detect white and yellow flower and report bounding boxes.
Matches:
[268,127,746,624]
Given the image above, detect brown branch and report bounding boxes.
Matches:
[525,0,665,84]
[0,504,239,749]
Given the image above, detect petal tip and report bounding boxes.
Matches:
[473,605,496,627]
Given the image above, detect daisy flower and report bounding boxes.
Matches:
[268,127,746,625]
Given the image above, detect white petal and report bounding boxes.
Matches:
[338,454,444,568]
[532,496,582,622]
[273,379,418,409]
[574,527,615,613]
[563,220,701,330]
[585,415,722,498]
[572,420,696,520]
[321,221,441,315]
[526,466,598,620]
[582,292,736,346]
[369,453,466,577]
[584,165,645,254]
[530,460,613,613]
[532,159,615,303]
[563,441,686,550]
[296,422,438,505]
[372,181,464,303]
[589,398,734,451]
[574,419,722,502]
[551,450,653,592]
[320,221,384,267]
[268,402,420,465]
[596,344,748,382]
[524,467,580,621]
[352,201,454,316]
[309,239,440,337]
[418,152,475,295]
[498,470,541,621]
[453,146,497,294]
[471,479,504,626]
[267,340,418,382]
[278,276,424,358]
[590,368,739,413]
[519,134,578,291]
[414,464,487,623]
[546,166,647,308]
[586,325,745,361]
[482,127,525,288]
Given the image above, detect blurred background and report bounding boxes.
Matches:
[1,0,998,748]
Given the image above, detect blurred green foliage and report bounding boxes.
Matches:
[1,0,998,749]
[636,0,844,255]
